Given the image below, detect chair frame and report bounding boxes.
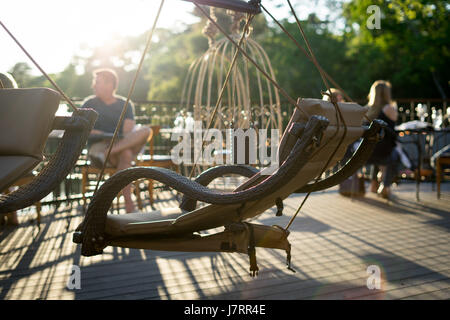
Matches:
[74,115,384,257]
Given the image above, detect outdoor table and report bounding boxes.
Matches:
[395,121,449,201]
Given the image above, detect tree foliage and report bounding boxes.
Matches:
[342,0,450,99]
[7,1,449,105]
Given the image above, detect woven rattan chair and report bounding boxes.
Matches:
[0,88,97,215]
[1,173,41,226]
[74,99,384,275]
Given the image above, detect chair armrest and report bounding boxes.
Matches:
[179,164,259,211]
[295,119,385,193]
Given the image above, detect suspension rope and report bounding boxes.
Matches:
[0,21,80,113]
[188,12,254,178]
[287,0,346,134]
[194,3,311,120]
[194,2,348,231]
[284,0,349,231]
[286,1,338,108]
[94,0,165,193]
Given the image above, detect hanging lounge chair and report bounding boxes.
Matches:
[0,88,98,214]
[73,99,384,275]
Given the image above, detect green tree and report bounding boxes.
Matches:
[343,0,450,99]
[261,13,352,100]
[10,1,448,105]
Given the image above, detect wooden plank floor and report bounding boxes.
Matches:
[1,181,449,300]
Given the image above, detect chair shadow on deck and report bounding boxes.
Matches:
[65,196,332,299]
[63,232,450,300]
[2,184,449,300]
[0,205,78,300]
[70,247,167,300]
[357,253,450,299]
[68,190,444,300]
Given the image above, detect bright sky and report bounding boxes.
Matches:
[1,0,332,75]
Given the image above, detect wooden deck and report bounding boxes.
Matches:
[1,181,449,300]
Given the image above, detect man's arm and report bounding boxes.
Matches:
[121,100,136,135]
[123,118,136,135]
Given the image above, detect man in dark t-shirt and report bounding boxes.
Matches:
[82,94,135,134]
[81,69,151,213]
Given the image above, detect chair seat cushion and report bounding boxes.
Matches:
[0,88,60,190]
[0,156,40,191]
[0,88,60,157]
[105,207,182,236]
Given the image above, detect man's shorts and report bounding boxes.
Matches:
[88,125,149,168]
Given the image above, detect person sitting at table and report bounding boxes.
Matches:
[81,68,151,213]
[365,80,400,199]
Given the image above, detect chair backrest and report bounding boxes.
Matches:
[233,98,369,192]
[0,88,60,190]
[236,98,368,196]
[278,98,368,165]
